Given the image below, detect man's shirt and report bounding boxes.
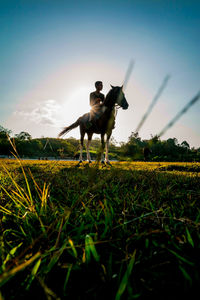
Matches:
[90,92,105,107]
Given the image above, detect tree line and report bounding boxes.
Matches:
[0,125,200,161]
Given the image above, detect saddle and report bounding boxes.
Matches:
[80,106,115,129]
[90,104,106,121]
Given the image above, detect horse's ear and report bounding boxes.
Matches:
[110,84,114,88]
[121,85,123,90]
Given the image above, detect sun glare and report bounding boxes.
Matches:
[61,86,91,125]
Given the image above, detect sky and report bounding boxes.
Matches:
[0,0,200,147]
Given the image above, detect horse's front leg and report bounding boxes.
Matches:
[101,133,105,163]
[105,133,112,165]
[86,132,93,163]
[79,141,83,163]
[79,127,85,163]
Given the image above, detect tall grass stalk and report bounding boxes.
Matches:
[115,250,136,300]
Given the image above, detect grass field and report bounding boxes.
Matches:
[0,159,200,299]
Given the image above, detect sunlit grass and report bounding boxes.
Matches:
[0,158,200,299]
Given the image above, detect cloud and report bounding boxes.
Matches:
[14,99,62,127]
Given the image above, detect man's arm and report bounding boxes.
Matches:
[101,94,105,105]
[90,93,95,107]
[90,93,102,106]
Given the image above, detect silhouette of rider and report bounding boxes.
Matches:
[90,81,105,107]
[89,81,105,124]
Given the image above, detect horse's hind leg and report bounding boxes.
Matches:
[79,127,85,163]
[101,133,105,164]
[86,132,93,163]
[105,133,112,165]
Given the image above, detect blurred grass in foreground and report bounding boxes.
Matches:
[0,159,200,299]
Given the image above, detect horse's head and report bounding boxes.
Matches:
[110,85,129,110]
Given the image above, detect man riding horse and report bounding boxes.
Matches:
[58,84,129,164]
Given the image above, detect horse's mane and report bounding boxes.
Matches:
[103,88,117,107]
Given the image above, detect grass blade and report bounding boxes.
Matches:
[1,242,23,272]
[26,257,42,290]
[63,264,72,294]
[0,252,41,287]
[85,235,100,263]
[115,250,136,300]
[68,239,78,258]
[168,249,194,266]
[186,227,194,247]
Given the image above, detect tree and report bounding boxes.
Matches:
[15,132,32,141]
[181,141,190,149]
[0,125,11,139]
[0,125,12,155]
[119,132,144,160]
[166,138,178,147]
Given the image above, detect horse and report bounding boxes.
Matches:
[58,85,129,164]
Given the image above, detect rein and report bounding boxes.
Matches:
[114,104,121,118]
[115,104,121,109]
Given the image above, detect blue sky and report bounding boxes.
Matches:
[0,0,200,147]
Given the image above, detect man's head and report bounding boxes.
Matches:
[95,81,103,91]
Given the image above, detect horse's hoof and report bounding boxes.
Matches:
[101,160,106,167]
[88,160,92,164]
[106,161,112,166]
[76,160,82,167]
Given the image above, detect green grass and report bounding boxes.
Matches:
[0,159,200,299]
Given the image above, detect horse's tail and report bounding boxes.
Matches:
[58,117,81,138]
